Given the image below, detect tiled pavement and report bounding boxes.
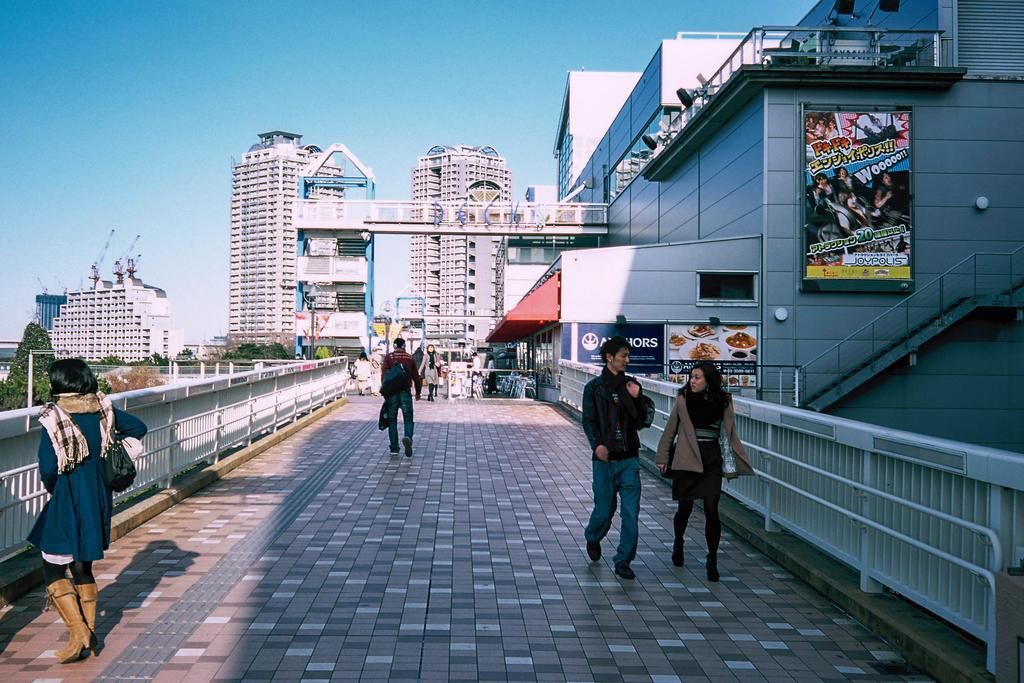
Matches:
[0,397,932,682]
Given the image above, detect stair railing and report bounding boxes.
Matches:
[798,244,1024,406]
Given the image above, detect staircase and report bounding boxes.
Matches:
[800,245,1024,411]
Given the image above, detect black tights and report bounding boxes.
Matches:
[673,495,722,556]
[43,560,95,586]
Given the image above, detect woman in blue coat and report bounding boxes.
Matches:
[27,359,147,663]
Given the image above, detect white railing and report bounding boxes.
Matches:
[292,199,608,236]
[646,26,945,175]
[0,357,349,562]
[559,359,1022,673]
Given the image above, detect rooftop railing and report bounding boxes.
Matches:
[647,26,946,162]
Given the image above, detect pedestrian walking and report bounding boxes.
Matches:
[582,336,653,580]
[381,338,422,457]
[485,353,498,394]
[27,359,148,663]
[353,351,372,396]
[655,361,753,581]
[418,344,443,401]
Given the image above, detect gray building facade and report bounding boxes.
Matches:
[560,0,1024,451]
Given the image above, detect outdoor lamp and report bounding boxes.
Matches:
[676,88,694,109]
[641,134,658,151]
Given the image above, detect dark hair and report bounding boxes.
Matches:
[49,358,98,395]
[679,360,730,408]
[600,335,631,364]
[393,338,405,348]
[358,351,368,360]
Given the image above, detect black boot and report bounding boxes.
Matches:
[672,539,684,567]
[706,554,719,582]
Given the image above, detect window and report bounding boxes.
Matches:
[698,272,757,303]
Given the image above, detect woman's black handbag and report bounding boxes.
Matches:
[105,435,142,492]
[377,400,391,431]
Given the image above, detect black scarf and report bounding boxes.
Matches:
[428,352,437,370]
[602,368,639,423]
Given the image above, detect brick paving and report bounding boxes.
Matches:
[0,397,932,682]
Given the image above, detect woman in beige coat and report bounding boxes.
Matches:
[655,361,753,581]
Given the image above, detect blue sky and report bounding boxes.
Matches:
[0,0,811,342]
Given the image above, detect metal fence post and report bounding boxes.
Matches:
[163,400,176,489]
[859,450,883,593]
[764,426,777,533]
[246,383,255,447]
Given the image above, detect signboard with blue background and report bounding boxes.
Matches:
[561,322,665,373]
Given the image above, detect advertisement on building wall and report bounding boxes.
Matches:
[803,109,912,291]
[666,323,758,388]
[295,312,364,338]
[565,322,665,373]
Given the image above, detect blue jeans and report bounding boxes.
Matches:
[387,391,414,451]
[584,457,641,566]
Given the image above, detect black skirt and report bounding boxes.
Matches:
[672,440,723,501]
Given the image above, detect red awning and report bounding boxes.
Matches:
[486,273,560,343]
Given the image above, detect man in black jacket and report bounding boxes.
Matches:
[581,335,649,580]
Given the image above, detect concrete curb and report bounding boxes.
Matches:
[0,397,348,608]
[556,400,990,682]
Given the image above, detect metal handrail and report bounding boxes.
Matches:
[800,244,1024,402]
[747,442,1003,571]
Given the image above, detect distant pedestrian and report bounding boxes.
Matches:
[582,336,652,580]
[353,351,372,396]
[27,359,148,663]
[655,361,753,581]
[382,338,422,457]
[418,344,442,401]
[485,353,498,394]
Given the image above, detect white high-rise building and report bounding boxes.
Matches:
[229,131,322,347]
[52,278,184,362]
[409,145,512,347]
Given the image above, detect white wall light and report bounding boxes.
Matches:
[975,196,990,211]
[773,307,789,322]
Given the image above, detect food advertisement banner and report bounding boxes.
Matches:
[666,323,758,388]
[804,110,912,288]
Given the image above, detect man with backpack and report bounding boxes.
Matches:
[381,338,422,457]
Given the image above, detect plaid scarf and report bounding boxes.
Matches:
[37,392,115,474]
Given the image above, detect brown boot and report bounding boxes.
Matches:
[46,579,91,663]
[76,582,99,652]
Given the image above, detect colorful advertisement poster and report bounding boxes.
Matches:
[804,110,912,288]
[665,323,758,388]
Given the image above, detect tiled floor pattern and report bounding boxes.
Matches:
[0,397,931,682]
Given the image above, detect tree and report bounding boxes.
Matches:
[134,353,169,367]
[0,323,53,410]
[96,355,126,366]
[176,348,195,361]
[222,343,292,361]
[314,346,334,360]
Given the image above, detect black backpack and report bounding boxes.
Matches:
[380,361,410,397]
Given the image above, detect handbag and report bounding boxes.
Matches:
[105,434,142,492]
[719,427,738,479]
[377,400,391,431]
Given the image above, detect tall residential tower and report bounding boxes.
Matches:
[229,131,319,347]
[409,145,512,347]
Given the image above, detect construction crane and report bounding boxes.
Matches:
[113,234,140,284]
[36,276,48,295]
[126,253,141,279]
[90,228,115,287]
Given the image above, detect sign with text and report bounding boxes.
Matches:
[666,323,758,388]
[572,323,665,373]
[803,110,912,289]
